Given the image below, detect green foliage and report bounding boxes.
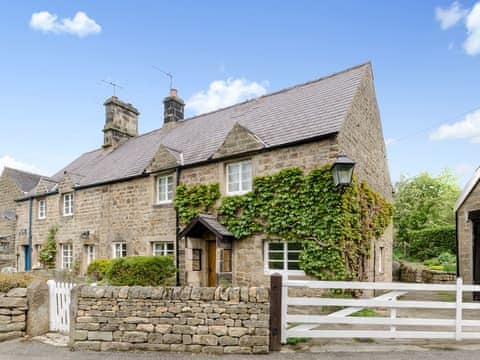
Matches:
[105,256,176,286]
[286,337,310,345]
[408,225,456,260]
[174,183,220,224]
[393,170,460,247]
[350,308,377,317]
[424,251,456,273]
[39,226,58,269]
[218,166,393,281]
[86,259,113,282]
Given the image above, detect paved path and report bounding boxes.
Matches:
[1,339,480,360]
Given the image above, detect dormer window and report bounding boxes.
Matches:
[227,160,252,195]
[157,174,174,204]
[63,193,74,216]
[38,199,46,219]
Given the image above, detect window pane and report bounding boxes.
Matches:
[166,243,174,253]
[269,252,284,261]
[192,249,202,271]
[222,249,232,272]
[269,261,284,270]
[269,243,284,251]
[287,261,301,270]
[288,242,302,251]
[288,251,300,261]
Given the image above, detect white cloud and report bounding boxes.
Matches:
[186,78,268,115]
[435,1,468,29]
[464,3,480,55]
[0,155,45,176]
[430,109,480,142]
[30,11,101,38]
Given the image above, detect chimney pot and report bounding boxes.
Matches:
[170,88,178,97]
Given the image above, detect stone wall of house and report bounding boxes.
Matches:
[336,67,393,283]
[457,180,480,284]
[70,285,270,354]
[0,287,27,341]
[0,173,21,269]
[16,175,177,274]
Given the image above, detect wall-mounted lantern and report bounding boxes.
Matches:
[331,155,355,187]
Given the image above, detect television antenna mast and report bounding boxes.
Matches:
[152,66,174,90]
[101,80,123,97]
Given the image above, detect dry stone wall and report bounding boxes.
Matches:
[71,285,270,354]
[0,287,27,341]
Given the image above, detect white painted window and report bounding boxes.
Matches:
[379,246,385,274]
[227,160,252,195]
[38,199,46,219]
[63,193,74,216]
[157,175,174,204]
[152,242,174,256]
[86,245,95,265]
[61,243,73,270]
[112,242,127,258]
[264,241,304,275]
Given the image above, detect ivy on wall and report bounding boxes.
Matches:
[175,183,220,224]
[175,166,392,280]
[39,226,58,269]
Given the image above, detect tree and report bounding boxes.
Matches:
[393,170,460,248]
[39,226,58,269]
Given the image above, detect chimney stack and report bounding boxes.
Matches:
[103,96,139,148]
[163,88,184,125]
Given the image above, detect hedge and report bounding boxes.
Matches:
[105,256,176,286]
[408,225,456,261]
[86,259,113,282]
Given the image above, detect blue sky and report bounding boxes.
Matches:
[1,1,480,187]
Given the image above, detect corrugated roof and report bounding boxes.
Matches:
[51,62,370,188]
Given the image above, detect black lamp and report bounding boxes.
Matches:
[331,155,355,187]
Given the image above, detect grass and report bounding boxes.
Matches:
[286,337,310,345]
[350,308,378,317]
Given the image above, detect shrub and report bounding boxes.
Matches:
[408,225,456,261]
[437,251,456,265]
[105,256,176,286]
[0,273,34,292]
[86,259,113,282]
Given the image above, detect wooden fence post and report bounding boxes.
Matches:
[270,273,282,351]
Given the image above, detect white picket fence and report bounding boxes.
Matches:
[47,280,75,333]
[282,277,480,343]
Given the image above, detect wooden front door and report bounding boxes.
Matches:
[208,241,217,287]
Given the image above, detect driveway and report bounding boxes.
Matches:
[1,339,480,360]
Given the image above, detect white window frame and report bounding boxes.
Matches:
[86,245,95,265]
[156,174,174,204]
[38,199,46,219]
[152,242,174,256]
[61,243,73,270]
[63,193,74,216]
[264,241,305,276]
[112,242,127,258]
[226,160,252,195]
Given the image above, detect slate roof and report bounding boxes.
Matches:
[50,62,370,189]
[178,214,234,239]
[455,166,480,211]
[2,167,45,193]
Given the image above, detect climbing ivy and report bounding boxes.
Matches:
[176,166,393,281]
[174,183,220,224]
[219,166,393,280]
[39,226,58,269]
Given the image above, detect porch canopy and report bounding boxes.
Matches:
[178,214,234,241]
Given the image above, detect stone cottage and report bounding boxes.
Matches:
[455,167,480,288]
[0,167,47,269]
[14,62,392,286]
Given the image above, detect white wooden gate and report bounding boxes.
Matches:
[282,277,480,343]
[47,280,75,333]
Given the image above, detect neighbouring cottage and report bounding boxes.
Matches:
[0,167,48,269]
[14,62,393,286]
[455,167,480,289]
